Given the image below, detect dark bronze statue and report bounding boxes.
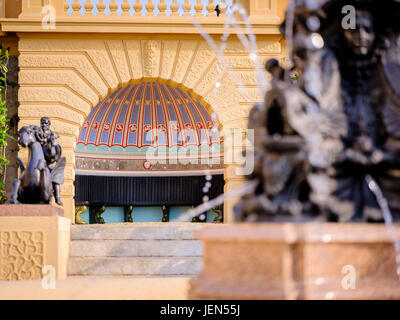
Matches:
[10,117,66,205]
[236,0,400,222]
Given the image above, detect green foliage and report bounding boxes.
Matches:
[0,46,10,202]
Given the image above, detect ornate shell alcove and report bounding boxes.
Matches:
[74,80,224,224]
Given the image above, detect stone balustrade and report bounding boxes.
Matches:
[0,0,284,34]
[7,0,284,22]
[64,0,227,17]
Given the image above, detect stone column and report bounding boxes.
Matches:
[248,0,283,23]
[134,0,143,14]
[249,0,275,16]
[51,0,67,17]
[20,0,68,19]
[170,0,180,16]
[206,1,215,16]
[234,0,249,12]
[276,0,289,22]
[234,0,284,23]
[194,0,203,15]
[17,37,93,223]
[109,0,119,15]
[0,0,5,18]
[158,0,168,16]
[224,163,247,223]
[4,55,19,201]
[20,0,42,18]
[84,1,94,14]
[121,1,131,14]
[222,127,249,224]
[145,0,155,15]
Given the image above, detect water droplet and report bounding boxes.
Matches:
[206,174,212,181]
[205,182,212,188]
[215,81,221,88]
[305,0,319,10]
[203,195,209,202]
[325,292,334,299]
[219,2,228,11]
[368,181,376,189]
[315,277,325,285]
[202,187,209,193]
[322,234,332,243]
[249,52,257,61]
[306,16,320,31]
[311,33,324,49]
[200,214,206,220]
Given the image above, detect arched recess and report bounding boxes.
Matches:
[73,79,225,224]
[17,35,280,221]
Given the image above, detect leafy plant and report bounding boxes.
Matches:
[0,46,11,203]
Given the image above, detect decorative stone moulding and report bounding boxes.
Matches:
[189,223,400,300]
[8,0,283,34]
[0,205,70,281]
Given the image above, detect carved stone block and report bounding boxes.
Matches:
[0,213,70,281]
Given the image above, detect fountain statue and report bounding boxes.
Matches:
[189,0,400,300]
[235,0,400,223]
[10,117,66,205]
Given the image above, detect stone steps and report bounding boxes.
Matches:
[71,223,203,240]
[68,257,203,276]
[70,240,203,257]
[68,223,204,277]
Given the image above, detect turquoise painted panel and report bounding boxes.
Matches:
[206,210,218,223]
[75,143,86,151]
[81,210,90,224]
[85,206,219,224]
[102,206,125,223]
[169,206,194,222]
[125,146,141,153]
[86,144,97,151]
[110,146,124,152]
[97,145,110,152]
[131,206,163,222]
[169,207,215,223]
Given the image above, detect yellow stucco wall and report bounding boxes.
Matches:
[2,0,288,222]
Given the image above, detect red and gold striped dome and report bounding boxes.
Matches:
[75,81,223,176]
[77,81,220,149]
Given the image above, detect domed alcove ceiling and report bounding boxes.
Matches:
[75,81,224,176]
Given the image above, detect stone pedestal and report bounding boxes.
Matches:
[0,205,70,281]
[189,223,400,299]
[0,204,64,216]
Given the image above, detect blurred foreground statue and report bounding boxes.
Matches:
[236,0,400,222]
[10,117,66,205]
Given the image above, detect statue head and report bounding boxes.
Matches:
[40,117,51,131]
[18,125,40,148]
[342,9,376,56]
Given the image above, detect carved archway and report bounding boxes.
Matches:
[17,35,281,220]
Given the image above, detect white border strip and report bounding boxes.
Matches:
[75,168,225,177]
